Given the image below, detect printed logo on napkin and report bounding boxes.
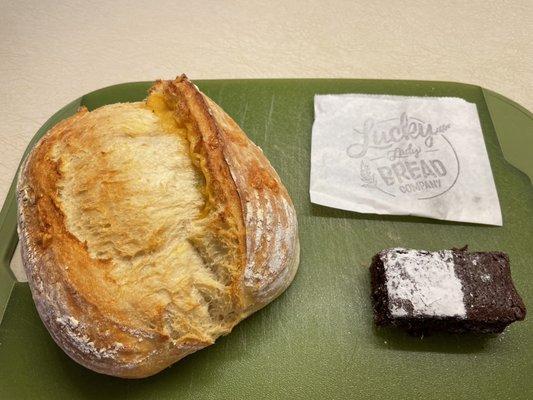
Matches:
[348,112,457,199]
[310,94,502,225]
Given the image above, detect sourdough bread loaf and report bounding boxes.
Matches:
[16,75,299,378]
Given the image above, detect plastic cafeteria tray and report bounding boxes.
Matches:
[0,79,532,399]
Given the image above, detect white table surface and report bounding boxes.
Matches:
[1,1,531,279]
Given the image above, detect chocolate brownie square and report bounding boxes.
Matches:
[370,247,526,334]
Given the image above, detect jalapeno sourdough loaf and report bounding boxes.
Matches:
[16,75,299,378]
[370,247,526,334]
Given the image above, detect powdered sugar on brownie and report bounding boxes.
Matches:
[381,248,466,318]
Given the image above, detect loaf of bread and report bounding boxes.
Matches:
[16,75,299,378]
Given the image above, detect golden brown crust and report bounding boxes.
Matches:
[17,75,299,378]
[18,108,181,378]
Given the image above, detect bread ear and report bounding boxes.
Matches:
[155,76,300,309]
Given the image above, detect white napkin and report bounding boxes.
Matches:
[310,94,502,225]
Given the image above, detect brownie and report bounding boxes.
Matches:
[370,247,526,334]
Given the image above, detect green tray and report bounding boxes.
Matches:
[1,80,532,399]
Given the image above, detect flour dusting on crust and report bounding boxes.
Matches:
[381,248,466,317]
